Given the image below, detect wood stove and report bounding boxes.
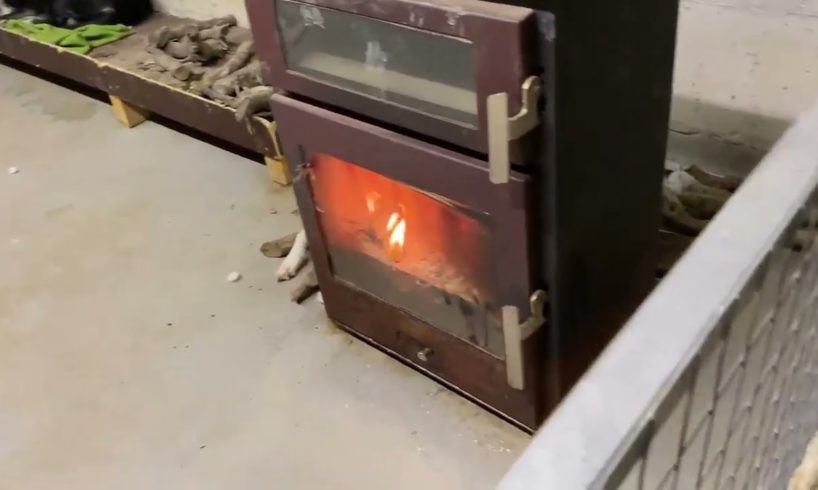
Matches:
[247,0,680,429]
[272,95,544,425]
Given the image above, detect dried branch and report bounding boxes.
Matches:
[146,45,203,81]
[235,86,275,122]
[164,36,197,59]
[202,40,254,85]
[260,232,298,258]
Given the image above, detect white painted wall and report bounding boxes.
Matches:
[151,0,818,170]
[152,0,249,26]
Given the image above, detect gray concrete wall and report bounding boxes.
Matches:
[670,0,818,174]
[151,0,818,172]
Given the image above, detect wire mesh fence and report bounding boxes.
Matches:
[614,204,818,490]
[500,105,818,490]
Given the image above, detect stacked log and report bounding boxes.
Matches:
[141,16,275,122]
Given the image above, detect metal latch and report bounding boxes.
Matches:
[487,76,542,184]
[502,290,547,390]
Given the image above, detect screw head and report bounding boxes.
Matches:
[417,348,432,362]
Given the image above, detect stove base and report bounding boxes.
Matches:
[322,281,547,430]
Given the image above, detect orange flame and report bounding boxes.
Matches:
[386,211,406,261]
[386,212,399,232]
[390,219,406,247]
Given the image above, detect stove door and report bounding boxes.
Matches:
[246,0,537,156]
[271,94,545,428]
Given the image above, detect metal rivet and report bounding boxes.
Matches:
[417,348,432,363]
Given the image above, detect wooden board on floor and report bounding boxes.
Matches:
[0,14,291,185]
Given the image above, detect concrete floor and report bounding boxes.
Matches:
[0,65,528,490]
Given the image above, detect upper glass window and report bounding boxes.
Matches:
[276,0,479,127]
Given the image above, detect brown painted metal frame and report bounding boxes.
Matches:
[246,0,538,155]
[271,93,546,428]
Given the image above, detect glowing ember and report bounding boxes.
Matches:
[386,211,407,262]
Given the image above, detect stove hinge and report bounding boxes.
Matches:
[487,76,542,185]
[502,289,547,390]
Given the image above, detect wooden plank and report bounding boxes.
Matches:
[0,28,105,89]
[260,118,290,185]
[264,155,292,185]
[0,15,288,185]
[109,95,149,128]
[100,64,276,155]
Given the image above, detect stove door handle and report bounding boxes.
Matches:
[487,76,542,185]
[502,290,547,390]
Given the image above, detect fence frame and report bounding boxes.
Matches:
[500,103,818,489]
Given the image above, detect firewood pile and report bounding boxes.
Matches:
[665,164,812,251]
[662,164,740,236]
[140,15,275,122]
[657,164,742,275]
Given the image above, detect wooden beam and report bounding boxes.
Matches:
[109,95,149,128]
[259,119,292,185]
[265,155,292,185]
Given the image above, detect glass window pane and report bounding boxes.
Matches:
[308,153,503,356]
[276,0,479,127]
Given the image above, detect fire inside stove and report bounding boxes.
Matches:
[308,153,504,356]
